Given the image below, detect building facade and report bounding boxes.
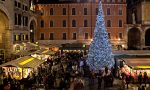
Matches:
[37,0,127,50]
[0,0,39,62]
[127,0,150,50]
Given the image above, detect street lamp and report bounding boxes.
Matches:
[30,29,33,33]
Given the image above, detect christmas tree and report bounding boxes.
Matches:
[87,1,114,72]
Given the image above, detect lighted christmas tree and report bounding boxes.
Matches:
[87,1,114,72]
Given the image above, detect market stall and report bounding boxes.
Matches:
[0,56,45,80]
[120,58,150,78]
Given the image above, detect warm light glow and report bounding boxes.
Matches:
[36,42,38,44]
[16,35,19,41]
[19,58,34,65]
[30,29,33,32]
[42,49,49,54]
[122,44,125,48]
[135,66,150,69]
[90,39,93,42]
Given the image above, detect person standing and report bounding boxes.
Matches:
[138,72,143,85]
[97,70,103,89]
[102,67,111,88]
[143,72,148,87]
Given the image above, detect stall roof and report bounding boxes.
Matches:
[0,56,45,69]
[42,50,56,55]
[121,58,150,69]
[32,48,47,54]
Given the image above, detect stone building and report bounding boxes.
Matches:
[0,0,39,62]
[127,0,150,50]
[36,0,127,50]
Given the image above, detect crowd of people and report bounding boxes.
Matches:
[0,51,117,90]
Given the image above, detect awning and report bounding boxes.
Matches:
[0,56,45,69]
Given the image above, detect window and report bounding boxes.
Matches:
[62,8,66,15]
[85,33,88,39]
[62,33,66,40]
[72,20,76,27]
[119,20,123,27]
[23,5,25,10]
[72,8,76,15]
[41,8,44,15]
[18,2,21,8]
[50,8,53,15]
[15,1,17,7]
[22,35,25,40]
[18,14,21,25]
[18,35,21,41]
[84,8,87,15]
[62,20,66,27]
[119,33,123,39]
[73,33,76,40]
[118,8,122,15]
[96,8,98,15]
[84,20,88,27]
[107,20,111,27]
[14,35,17,41]
[40,33,44,40]
[41,20,44,27]
[49,33,54,40]
[107,8,111,15]
[25,6,28,11]
[108,33,111,39]
[25,16,28,26]
[50,20,53,27]
[26,35,28,40]
[15,13,17,25]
